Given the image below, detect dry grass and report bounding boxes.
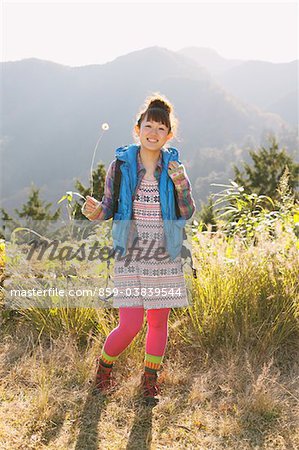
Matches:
[0,325,298,450]
[0,217,298,448]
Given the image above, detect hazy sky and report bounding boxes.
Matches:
[1,1,298,66]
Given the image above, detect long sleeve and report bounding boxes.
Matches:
[81,159,116,221]
[168,164,196,220]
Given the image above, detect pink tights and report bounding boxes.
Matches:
[103,307,171,357]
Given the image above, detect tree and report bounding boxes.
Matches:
[14,184,61,221]
[0,183,61,240]
[71,162,107,220]
[233,135,299,202]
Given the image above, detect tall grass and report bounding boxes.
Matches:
[2,217,298,365]
[171,172,299,360]
[1,173,298,362]
[171,221,298,361]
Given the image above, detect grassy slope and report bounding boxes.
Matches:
[0,323,298,450]
[1,222,298,449]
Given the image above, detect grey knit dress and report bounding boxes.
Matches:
[112,176,189,309]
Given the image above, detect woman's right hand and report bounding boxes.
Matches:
[81,195,102,220]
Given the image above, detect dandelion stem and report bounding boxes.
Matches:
[89,123,109,197]
[89,132,104,197]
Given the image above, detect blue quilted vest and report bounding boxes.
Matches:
[112,143,186,260]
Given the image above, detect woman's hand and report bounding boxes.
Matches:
[168,161,181,173]
[81,195,101,219]
[168,161,186,186]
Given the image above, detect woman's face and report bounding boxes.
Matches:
[135,118,173,151]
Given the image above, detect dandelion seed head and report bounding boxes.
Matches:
[102,123,109,131]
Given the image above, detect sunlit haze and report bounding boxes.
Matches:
[1,0,298,66]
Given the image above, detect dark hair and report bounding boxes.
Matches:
[134,92,178,140]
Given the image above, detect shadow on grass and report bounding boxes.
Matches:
[126,395,157,450]
[38,409,66,446]
[74,389,108,450]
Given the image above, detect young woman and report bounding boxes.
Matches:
[82,93,195,404]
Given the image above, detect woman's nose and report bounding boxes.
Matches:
[148,130,158,136]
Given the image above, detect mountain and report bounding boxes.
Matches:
[267,90,297,126]
[0,46,296,213]
[177,47,242,75]
[178,47,298,126]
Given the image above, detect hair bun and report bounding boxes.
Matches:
[148,99,171,114]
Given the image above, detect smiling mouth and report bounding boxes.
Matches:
[147,138,158,143]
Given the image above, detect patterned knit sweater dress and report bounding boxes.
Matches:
[112,175,189,309]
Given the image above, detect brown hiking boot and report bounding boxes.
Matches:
[93,358,117,394]
[140,371,161,405]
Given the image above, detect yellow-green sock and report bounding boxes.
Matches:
[144,353,163,374]
[99,349,119,368]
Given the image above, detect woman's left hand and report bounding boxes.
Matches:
[168,161,187,187]
[168,161,181,173]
